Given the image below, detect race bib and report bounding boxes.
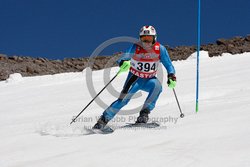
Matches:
[131,59,159,73]
[129,42,161,78]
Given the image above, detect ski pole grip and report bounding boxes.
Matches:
[118,60,130,75]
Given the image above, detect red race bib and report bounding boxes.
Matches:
[130,42,160,78]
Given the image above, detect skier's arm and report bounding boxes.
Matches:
[116,44,136,66]
[160,45,176,88]
[160,45,175,75]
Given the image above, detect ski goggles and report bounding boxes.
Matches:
[140,35,154,43]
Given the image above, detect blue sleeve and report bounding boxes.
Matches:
[160,44,175,74]
[116,44,136,65]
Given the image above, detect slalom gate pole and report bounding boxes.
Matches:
[196,0,201,112]
[70,72,119,125]
[173,88,184,118]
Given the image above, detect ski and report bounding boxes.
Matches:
[122,122,160,128]
[83,122,160,135]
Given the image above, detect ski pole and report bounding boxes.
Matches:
[172,88,184,118]
[70,72,119,125]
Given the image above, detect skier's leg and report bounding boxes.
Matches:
[118,73,139,100]
[102,82,140,121]
[136,77,162,123]
[142,77,162,111]
[93,76,140,129]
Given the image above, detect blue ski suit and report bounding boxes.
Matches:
[102,43,175,121]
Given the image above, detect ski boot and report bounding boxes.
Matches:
[93,116,108,130]
[92,116,114,134]
[135,108,150,124]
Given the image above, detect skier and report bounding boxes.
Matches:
[93,25,176,130]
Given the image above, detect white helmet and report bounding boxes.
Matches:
[139,25,157,42]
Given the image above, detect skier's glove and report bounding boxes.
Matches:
[167,73,176,89]
[118,60,130,74]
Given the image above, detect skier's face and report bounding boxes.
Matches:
[140,35,154,48]
[140,35,154,43]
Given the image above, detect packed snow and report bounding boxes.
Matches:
[0,51,250,167]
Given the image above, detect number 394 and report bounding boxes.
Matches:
[137,62,156,72]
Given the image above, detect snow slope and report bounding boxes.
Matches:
[0,52,250,167]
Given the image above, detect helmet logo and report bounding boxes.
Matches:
[143,30,150,35]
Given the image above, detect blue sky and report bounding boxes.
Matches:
[0,0,249,59]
